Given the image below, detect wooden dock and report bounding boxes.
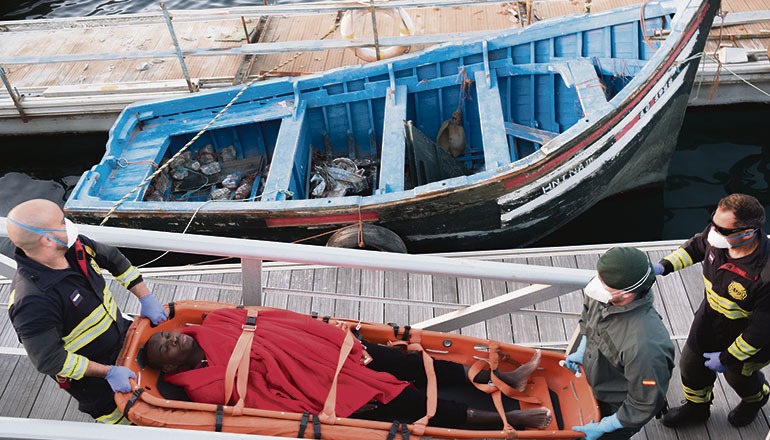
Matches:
[1,0,769,135]
[1,240,769,439]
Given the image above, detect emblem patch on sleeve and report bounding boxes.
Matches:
[69,289,83,306]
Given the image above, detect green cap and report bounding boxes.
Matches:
[597,247,655,295]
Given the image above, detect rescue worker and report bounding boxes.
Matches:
[657,193,770,428]
[5,199,169,424]
[567,247,675,439]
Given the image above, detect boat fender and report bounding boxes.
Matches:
[325,224,408,253]
[339,7,416,62]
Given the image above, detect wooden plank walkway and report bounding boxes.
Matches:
[1,240,769,438]
[2,0,769,134]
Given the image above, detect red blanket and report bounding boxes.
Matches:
[165,308,408,417]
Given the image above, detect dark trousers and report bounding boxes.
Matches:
[595,401,642,440]
[680,343,768,401]
[350,341,469,427]
[63,375,120,420]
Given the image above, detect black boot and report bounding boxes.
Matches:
[661,400,711,427]
[728,389,770,427]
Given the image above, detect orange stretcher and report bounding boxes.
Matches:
[115,300,597,439]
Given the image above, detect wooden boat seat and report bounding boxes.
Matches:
[549,60,613,117]
[377,85,408,194]
[261,100,309,202]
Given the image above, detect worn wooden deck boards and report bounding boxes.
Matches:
[249,3,519,78]
[0,17,247,89]
[1,241,770,438]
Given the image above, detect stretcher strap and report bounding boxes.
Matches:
[318,329,356,424]
[467,340,546,437]
[387,330,435,437]
[298,412,322,439]
[387,421,410,440]
[224,308,258,415]
[215,405,224,432]
[122,388,145,418]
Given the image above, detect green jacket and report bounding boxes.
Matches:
[580,291,675,428]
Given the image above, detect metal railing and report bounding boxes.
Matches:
[0,217,594,331]
[0,217,587,439]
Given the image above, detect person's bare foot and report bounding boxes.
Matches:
[506,407,552,429]
[498,349,542,392]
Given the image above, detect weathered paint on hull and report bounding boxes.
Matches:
[65,0,719,253]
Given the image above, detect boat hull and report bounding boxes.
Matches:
[65,0,720,252]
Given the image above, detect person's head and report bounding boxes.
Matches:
[6,199,79,257]
[144,331,204,373]
[709,193,765,249]
[584,247,655,306]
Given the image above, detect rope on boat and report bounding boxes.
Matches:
[99,15,344,227]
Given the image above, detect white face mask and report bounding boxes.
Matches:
[64,218,80,248]
[583,276,612,303]
[707,227,757,249]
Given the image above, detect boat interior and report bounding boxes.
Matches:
[73,4,672,207]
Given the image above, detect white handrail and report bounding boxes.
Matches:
[0,217,594,287]
[0,416,285,440]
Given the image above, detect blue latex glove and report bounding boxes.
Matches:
[653,262,665,276]
[573,414,623,440]
[564,335,586,372]
[703,351,728,373]
[139,294,168,325]
[105,365,136,393]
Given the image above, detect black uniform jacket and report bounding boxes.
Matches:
[661,226,770,367]
[8,235,141,379]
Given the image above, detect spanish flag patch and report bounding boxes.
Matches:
[642,379,657,386]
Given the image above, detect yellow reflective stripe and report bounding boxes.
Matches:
[742,360,770,376]
[683,384,713,403]
[57,352,88,379]
[741,383,770,403]
[115,266,141,289]
[8,289,15,309]
[728,334,759,361]
[62,289,118,353]
[705,280,751,320]
[96,407,131,425]
[663,247,693,271]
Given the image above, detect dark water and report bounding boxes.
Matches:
[2,1,770,261]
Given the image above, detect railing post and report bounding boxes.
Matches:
[368,0,382,61]
[241,258,263,306]
[0,65,29,123]
[0,252,17,280]
[160,2,197,93]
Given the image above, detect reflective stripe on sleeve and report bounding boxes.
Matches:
[114,266,141,289]
[663,247,693,271]
[57,352,89,380]
[728,334,760,361]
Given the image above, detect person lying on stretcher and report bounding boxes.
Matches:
[143,307,552,429]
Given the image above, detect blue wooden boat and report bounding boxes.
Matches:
[65,0,719,253]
